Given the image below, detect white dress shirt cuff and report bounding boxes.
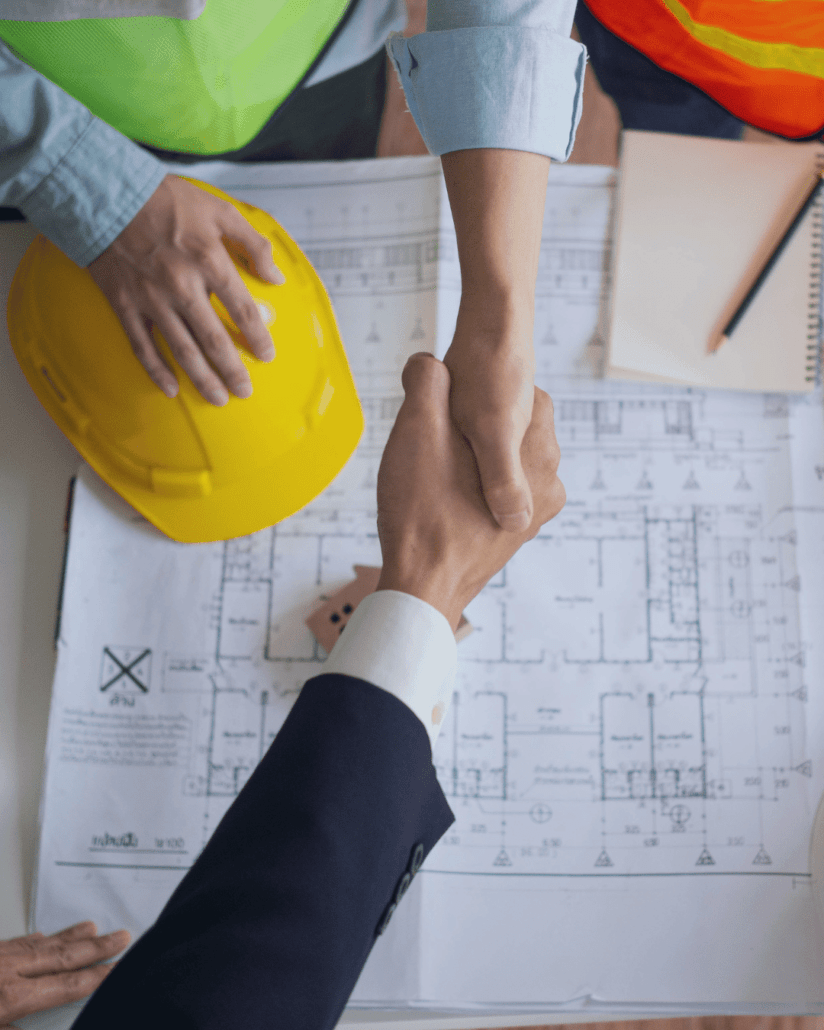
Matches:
[323,590,457,751]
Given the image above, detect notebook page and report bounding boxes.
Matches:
[607,131,823,393]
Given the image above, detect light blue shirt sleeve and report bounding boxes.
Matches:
[0,38,166,266]
[386,0,587,160]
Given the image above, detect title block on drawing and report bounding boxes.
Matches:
[305,564,472,653]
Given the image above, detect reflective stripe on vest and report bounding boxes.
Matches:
[0,0,352,154]
[583,0,824,139]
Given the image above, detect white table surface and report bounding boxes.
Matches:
[0,221,665,1030]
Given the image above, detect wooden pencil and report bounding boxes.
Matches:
[710,167,824,353]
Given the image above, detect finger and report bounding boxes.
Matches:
[207,256,276,364]
[465,424,533,533]
[220,208,285,286]
[520,390,564,526]
[49,922,98,943]
[521,389,561,477]
[17,930,130,977]
[0,933,44,957]
[4,964,115,1021]
[400,352,452,416]
[175,290,256,399]
[151,308,231,406]
[116,309,179,399]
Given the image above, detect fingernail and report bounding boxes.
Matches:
[269,265,286,285]
[162,382,178,399]
[233,381,253,400]
[495,509,531,532]
[259,344,275,362]
[210,389,230,406]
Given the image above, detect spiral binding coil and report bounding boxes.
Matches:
[805,151,824,383]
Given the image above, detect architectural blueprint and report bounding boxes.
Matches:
[31,158,824,1011]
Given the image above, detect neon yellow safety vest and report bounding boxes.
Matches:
[0,0,353,154]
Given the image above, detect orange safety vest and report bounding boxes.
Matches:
[582,0,824,140]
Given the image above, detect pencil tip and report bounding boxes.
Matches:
[709,334,728,355]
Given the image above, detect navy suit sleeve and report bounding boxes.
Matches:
[71,674,455,1030]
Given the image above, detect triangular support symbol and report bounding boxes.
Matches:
[595,848,613,868]
[696,846,715,866]
[493,848,512,867]
[753,846,772,866]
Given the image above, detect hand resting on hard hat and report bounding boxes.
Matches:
[0,922,130,1029]
[87,174,285,407]
[376,353,565,630]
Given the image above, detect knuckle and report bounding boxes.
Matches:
[52,943,74,970]
[188,240,217,268]
[203,330,234,362]
[175,288,202,319]
[107,287,133,314]
[233,297,260,327]
[541,478,566,521]
[61,970,87,995]
[206,262,233,292]
[250,230,271,253]
[169,338,199,367]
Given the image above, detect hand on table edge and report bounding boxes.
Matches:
[87,174,286,406]
[375,352,565,632]
[0,922,130,1028]
[440,147,552,534]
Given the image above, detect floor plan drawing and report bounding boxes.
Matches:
[31,158,824,1010]
[429,495,808,877]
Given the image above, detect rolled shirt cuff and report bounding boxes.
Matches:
[17,114,167,266]
[387,27,586,161]
[323,589,458,751]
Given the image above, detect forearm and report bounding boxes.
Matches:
[0,39,166,265]
[442,147,550,320]
[71,677,454,1030]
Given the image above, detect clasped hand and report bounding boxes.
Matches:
[377,353,565,628]
[90,174,545,535]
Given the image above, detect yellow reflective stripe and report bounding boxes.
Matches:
[661,0,824,76]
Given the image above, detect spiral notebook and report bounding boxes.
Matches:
[606,131,824,393]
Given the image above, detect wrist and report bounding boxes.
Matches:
[451,299,536,361]
[376,560,469,632]
[456,287,535,331]
[442,148,550,306]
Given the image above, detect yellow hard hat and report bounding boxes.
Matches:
[7,179,363,543]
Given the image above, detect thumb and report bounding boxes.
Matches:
[400,352,452,416]
[221,211,286,286]
[471,434,533,533]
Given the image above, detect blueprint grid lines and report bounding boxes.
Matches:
[30,159,824,1010]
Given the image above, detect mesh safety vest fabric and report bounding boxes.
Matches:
[0,0,352,154]
[583,0,824,139]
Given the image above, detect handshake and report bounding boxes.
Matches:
[376,352,565,625]
[0,354,563,1030]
